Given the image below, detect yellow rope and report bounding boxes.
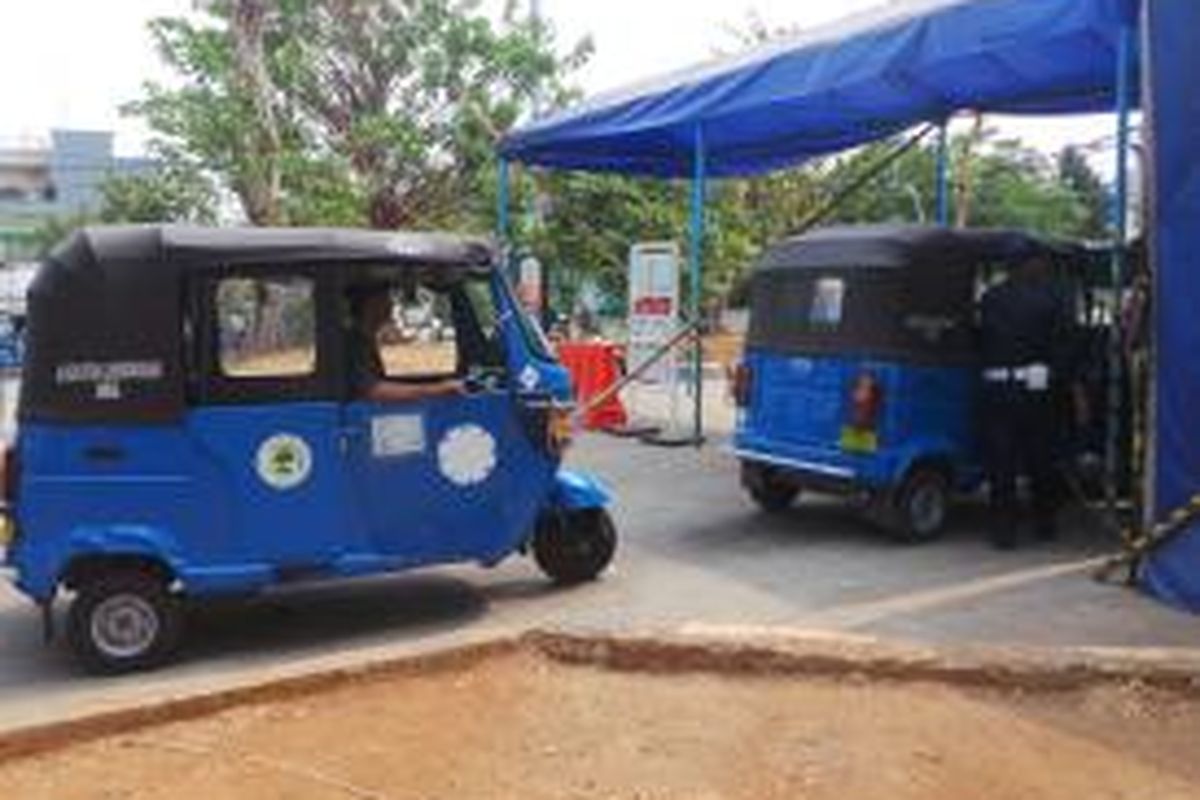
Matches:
[1098,492,1200,585]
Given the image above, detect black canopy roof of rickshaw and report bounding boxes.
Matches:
[746,225,1091,367]
[757,225,1083,272]
[48,225,497,276]
[20,225,497,425]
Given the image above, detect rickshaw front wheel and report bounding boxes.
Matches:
[888,468,951,544]
[533,508,618,585]
[66,569,183,675]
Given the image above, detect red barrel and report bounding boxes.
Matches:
[557,341,628,431]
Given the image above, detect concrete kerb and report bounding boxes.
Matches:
[2,626,1200,766]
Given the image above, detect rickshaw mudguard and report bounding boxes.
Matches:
[892,439,973,488]
[548,469,611,511]
[12,524,186,603]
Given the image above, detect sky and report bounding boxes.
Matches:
[0,0,1118,161]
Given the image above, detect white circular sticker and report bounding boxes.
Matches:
[437,424,497,487]
[255,434,313,491]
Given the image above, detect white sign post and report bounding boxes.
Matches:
[516,255,544,319]
[628,242,682,431]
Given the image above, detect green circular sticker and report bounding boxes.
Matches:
[255,433,313,491]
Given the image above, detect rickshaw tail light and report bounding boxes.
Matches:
[850,372,885,430]
[732,363,753,408]
[1,445,17,504]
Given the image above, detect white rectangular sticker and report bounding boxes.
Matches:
[371,414,425,458]
[810,277,845,326]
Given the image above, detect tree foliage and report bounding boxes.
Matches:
[129,0,591,229]
[98,161,218,225]
[1057,145,1111,240]
[30,163,217,257]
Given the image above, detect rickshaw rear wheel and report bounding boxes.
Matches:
[888,468,951,544]
[749,482,801,514]
[742,462,800,513]
[533,508,617,585]
[66,568,183,675]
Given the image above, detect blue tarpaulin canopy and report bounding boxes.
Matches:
[1141,0,1200,612]
[502,0,1139,177]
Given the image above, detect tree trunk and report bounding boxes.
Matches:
[231,0,284,226]
[953,113,985,229]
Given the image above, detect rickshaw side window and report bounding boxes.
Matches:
[217,277,317,378]
[377,286,459,379]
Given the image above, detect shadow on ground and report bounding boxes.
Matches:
[179,573,489,666]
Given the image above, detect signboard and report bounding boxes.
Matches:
[628,242,680,384]
[516,255,544,318]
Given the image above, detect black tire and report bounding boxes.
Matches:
[889,468,951,544]
[66,570,183,675]
[533,508,617,585]
[749,482,801,514]
[742,462,800,513]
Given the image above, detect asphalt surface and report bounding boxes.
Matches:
[0,431,1196,730]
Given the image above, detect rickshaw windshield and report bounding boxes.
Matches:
[496,271,554,362]
[747,264,978,364]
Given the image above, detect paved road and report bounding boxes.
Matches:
[1,433,1195,730]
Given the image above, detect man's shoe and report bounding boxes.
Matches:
[988,534,1017,554]
[1034,517,1059,542]
[989,510,1019,550]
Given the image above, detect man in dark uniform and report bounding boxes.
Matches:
[979,255,1077,550]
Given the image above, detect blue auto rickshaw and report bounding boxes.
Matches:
[1,226,615,673]
[733,225,1081,542]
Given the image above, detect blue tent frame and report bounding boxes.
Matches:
[1139,0,1200,611]
[498,0,1140,454]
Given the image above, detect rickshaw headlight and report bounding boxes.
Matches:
[549,404,575,453]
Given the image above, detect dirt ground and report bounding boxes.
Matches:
[2,648,1199,800]
[703,330,745,371]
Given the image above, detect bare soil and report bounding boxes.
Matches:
[2,648,1198,800]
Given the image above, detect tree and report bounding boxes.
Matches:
[528,173,684,314]
[819,125,1101,240]
[98,162,218,225]
[822,139,939,226]
[29,163,217,257]
[31,213,93,258]
[967,139,1085,236]
[131,4,285,225]
[525,169,803,316]
[1057,145,1110,240]
[228,0,284,225]
[130,0,591,229]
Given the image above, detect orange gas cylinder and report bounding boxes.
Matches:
[557,341,628,431]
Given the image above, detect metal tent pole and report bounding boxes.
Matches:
[497,158,511,245]
[689,124,707,446]
[1107,24,1135,511]
[935,120,951,226]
